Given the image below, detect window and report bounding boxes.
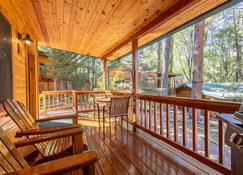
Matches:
[0,12,12,103]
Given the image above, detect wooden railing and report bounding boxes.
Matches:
[39,91,73,114]
[134,94,240,175]
[39,90,241,174]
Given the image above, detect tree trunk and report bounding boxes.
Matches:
[161,36,172,96]
[232,10,242,82]
[192,21,204,99]
[192,22,204,97]
[190,21,205,120]
[63,80,68,90]
[92,59,96,89]
[54,79,57,91]
[157,41,162,87]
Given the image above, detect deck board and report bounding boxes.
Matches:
[77,117,221,175]
[40,111,222,175]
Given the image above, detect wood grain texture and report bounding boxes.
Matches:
[0,0,228,59]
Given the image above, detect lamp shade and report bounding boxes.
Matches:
[22,34,33,45]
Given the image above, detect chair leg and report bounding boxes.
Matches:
[127,115,129,131]
[109,116,111,127]
[94,110,96,121]
[121,116,123,128]
[98,110,100,127]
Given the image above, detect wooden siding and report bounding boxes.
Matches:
[0,2,40,106]
[11,29,27,106]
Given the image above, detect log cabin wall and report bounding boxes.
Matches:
[11,28,28,106]
[0,2,40,108]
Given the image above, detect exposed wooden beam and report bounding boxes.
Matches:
[101,0,199,59]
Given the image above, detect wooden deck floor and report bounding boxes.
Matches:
[78,117,221,175]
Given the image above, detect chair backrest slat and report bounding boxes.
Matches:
[109,97,130,116]
[3,100,47,156]
[0,128,29,174]
[3,100,30,131]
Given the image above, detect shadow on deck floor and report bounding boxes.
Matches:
[40,110,221,175]
[78,117,221,175]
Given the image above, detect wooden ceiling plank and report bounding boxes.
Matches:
[62,0,72,50]
[98,0,175,55]
[55,0,64,48]
[72,0,93,52]
[31,0,50,43]
[15,0,44,42]
[67,0,81,51]
[107,0,227,60]
[101,0,200,59]
[81,0,114,55]
[1,0,230,59]
[75,0,101,53]
[68,0,91,53]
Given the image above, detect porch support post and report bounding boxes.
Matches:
[28,41,39,118]
[103,59,107,91]
[132,39,138,132]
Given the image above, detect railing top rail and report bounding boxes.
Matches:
[41,90,74,94]
[135,94,240,113]
[39,90,240,113]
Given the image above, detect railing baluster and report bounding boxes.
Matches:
[204,110,209,158]
[149,101,152,130]
[174,105,178,142]
[160,103,163,136]
[52,95,54,108]
[43,93,46,113]
[80,95,83,111]
[192,108,197,151]
[48,95,50,109]
[218,120,224,164]
[144,101,147,129]
[57,94,59,108]
[140,100,143,126]
[182,107,186,146]
[154,102,157,133]
[88,94,91,110]
[166,104,169,138]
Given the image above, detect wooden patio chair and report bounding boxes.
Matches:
[0,127,98,175]
[1,100,87,159]
[105,96,130,130]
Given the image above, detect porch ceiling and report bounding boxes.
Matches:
[0,0,227,60]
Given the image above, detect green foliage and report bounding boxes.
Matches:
[38,46,103,90]
[107,2,242,94]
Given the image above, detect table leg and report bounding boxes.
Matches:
[103,106,105,128]
[97,105,101,127]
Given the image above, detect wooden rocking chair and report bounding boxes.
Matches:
[0,127,98,175]
[1,100,87,159]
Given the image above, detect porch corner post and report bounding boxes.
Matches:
[102,59,107,91]
[132,39,138,132]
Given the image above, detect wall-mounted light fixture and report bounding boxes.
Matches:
[18,33,33,45]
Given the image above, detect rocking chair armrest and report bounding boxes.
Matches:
[15,125,80,138]
[35,113,78,122]
[14,128,84,148]
[10,150,98,175]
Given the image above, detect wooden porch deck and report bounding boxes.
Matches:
[77,116,221,175]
